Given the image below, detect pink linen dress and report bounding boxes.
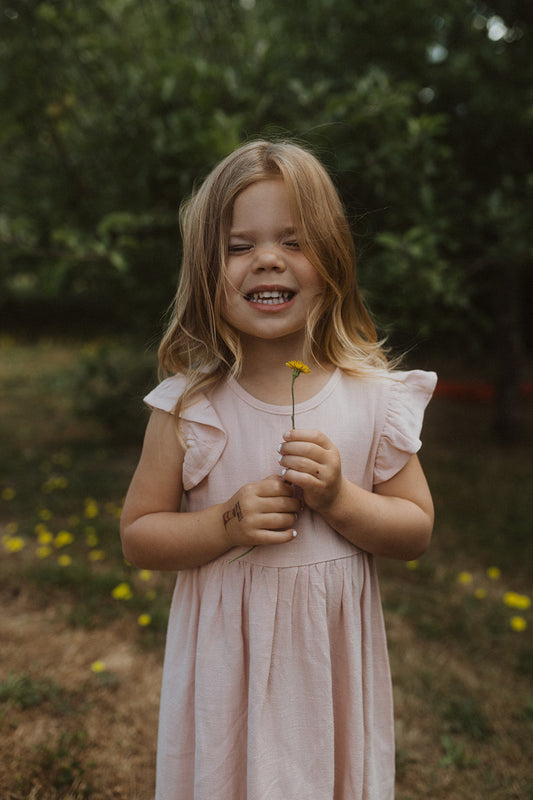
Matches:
[144,367,437,800]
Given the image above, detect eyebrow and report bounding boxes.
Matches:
[229,226,297,238]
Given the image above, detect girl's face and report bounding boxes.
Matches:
[221,178,324,352]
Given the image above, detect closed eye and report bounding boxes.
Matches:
[284,240,300,250]
[228,243,252,253]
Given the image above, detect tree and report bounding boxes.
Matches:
[1,0,531,439]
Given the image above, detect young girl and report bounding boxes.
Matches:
[120,140,437,800]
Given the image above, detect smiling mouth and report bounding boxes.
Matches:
[245,290,295,305]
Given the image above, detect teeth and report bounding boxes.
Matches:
[247,290,293,304]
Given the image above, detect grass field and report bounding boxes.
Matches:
[0,337,532,799]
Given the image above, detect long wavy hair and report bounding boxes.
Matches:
[158,140,389,419]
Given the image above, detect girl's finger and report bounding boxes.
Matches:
[282,429,332,447]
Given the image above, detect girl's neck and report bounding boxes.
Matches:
[236,340,335,406]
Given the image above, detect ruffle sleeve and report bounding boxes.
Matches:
[144,376,227,491]
[374,370,437,485]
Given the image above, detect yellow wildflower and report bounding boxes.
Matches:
[3,536,25,553]
[54,530,74,548]
[474,588,487,600]
[510,616,527,632]
[145,589,156,601]
[88,549,106,562]
[42,476,69,493]
[85,528,99,547]
[91,660,106,673]
[285,360,311,374]
[137,614,152,627]
[503,592,531,610]
[36,546,52,559]
[406,560,419,570]
[84,498,99,519]
[6,522,19,534]
[139,569,153,582]
[38,508,53,521]
[58,554,72,567]
[37,530,53,545]
[487,566,501,580]
[112,582,133,600]
[1,487,15,501]
[457,571,473,585]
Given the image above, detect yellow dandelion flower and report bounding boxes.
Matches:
[6,522,19,535]
[285,360,311,374]
[3,536,25,553]
[139,569,153,582]
[91,660,106,673]
[145,589,156,601]
[36,546,52,559]
[84,498,99,519]
[38,508,53,521]
[406,560,419,570]
[112,582,133,600]
[68,515,80,527]
[137,613,152,627]
[457,571,473,585]
[54,530,74,548]
[1,487,15,501]
[510,616,527,632]
[37,530,53,545]
[88,550,106,562]
[487,566,501,580]
[58,554,72,566]
[503,592,531,610]
[474,588,487,600]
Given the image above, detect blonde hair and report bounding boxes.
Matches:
[159,139,389,417]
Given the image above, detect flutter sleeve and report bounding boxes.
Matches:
[144,376,227,490]
[374,370,437,485]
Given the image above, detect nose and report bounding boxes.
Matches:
[252,246,286,273]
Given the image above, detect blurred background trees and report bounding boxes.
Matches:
[1,0,531,437]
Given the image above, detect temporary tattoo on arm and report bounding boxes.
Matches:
[223,500,243,527]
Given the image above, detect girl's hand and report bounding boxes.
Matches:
[278,429,343,515]
[222,475,300,550]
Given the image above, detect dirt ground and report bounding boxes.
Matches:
[0,583,161,799]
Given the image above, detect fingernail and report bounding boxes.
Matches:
[281,467,287,477]
[278,454,283,464]
[283,431,292,440]
[277,443,283,453]
[292,530,297,537]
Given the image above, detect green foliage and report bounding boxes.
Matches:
[69,342,157,441]
[0,0,531,357]
[439,734,476,769]
[0,672,69,711]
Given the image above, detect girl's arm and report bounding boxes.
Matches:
[278,429,433,561]
[120,410,300,570]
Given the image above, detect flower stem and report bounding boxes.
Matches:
[291,373,296,428]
